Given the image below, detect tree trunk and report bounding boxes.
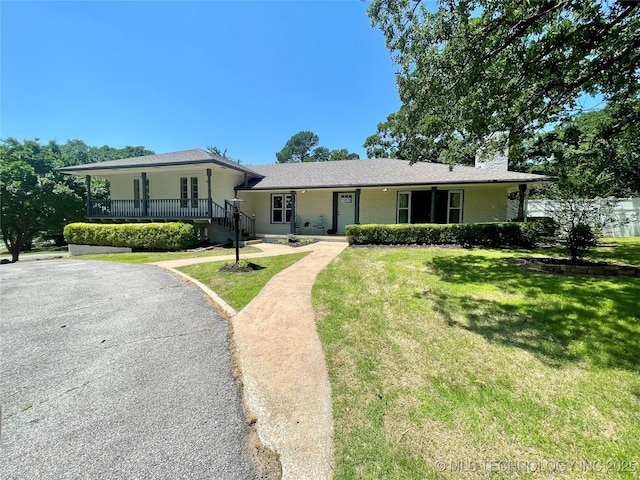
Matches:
[2,228,26,263]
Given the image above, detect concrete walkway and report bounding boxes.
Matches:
[154,241,348,479]
[149,242,308,269]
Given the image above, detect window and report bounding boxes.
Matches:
[271,193,292,223]
[397,191,411,223]
[181,177,198,208]
[133,179,141,208]
[190,177,198,208]
[180,178,189,208]
[448,190,463,223]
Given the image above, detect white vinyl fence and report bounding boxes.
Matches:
[524,197,640,238]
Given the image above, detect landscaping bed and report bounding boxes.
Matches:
[513,257,640,277]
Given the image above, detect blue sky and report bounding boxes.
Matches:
[1,1,403,165]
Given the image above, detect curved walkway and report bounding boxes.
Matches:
[155,241,348,479]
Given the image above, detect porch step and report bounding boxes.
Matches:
[234,239,262,248]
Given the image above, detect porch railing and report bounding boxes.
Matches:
[88,198,211,218]
[87,198,255,238]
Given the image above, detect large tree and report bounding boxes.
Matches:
[527,97,640,197]
[276,131,359,163]
[0,138,155,261]
[365,0,640,166]
[0,139,83,262]
[276,131,320,163]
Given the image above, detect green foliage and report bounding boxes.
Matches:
[276,131,359,163]
[0,138,155,260]
[566,224,598,263]
[366,0,640,165]
[346,222,538,248]
[0,139,84,261]
[64,222,199,251]
[206,145,242,164]
[276,131,320,163]
[527,99,640,196]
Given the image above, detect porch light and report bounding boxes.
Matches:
[383,188,388,192]
[228,197,244,265]
[301,190,307,193]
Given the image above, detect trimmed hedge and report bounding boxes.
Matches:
[346,222,540,248]
[64,222,199,251]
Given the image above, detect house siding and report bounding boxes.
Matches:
[463,185,510,223]
[359,188,397,224]
[239,190,335,235]
[106,167,243,206]
[240,184,516,235]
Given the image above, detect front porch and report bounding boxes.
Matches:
[85,198,256,240]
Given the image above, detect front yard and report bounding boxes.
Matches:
[313,239,640,479]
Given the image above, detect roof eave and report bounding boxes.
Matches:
[237,177,554,191]
[57,159,263,177]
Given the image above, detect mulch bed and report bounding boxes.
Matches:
[513,257,640,277]
[219,262,263,273]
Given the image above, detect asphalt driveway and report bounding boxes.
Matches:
[0,259,257,479]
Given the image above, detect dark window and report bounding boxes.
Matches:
[191,177,198,208]
[180,178,188,208]
[133,179,140,209]
[271,194,292,223]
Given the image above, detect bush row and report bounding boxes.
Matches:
[64,222,199,251]
[346,222,547,248]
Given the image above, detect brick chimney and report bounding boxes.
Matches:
[475,131,509,171]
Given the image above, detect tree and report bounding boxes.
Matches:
[207,145,242,164]
[0,139,83,262]
[0,138,156,260]
[365,0,640,165]
[526,97,640,196]
[276,131,360,163]
[276,131,319,163]
[329,148,359,161]
[311,146,331,162]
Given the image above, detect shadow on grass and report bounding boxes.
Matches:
[427,254,640,372]
[589,242,640,266]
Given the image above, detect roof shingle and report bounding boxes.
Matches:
[57,148,260,176]
[241,158,552,189]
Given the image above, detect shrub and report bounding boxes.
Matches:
[63,222,199,251]
[566,224,598,263]
[346,222,540,248]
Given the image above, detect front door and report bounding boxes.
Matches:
[337,192,355,233]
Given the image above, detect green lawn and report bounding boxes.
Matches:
[0,245,68,256]
[69,246,261,264]
[313,239,640,479]
[177,252,308,310]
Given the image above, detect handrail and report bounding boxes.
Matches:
[87,198,255,238]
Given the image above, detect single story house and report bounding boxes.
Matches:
[58,148,552,242]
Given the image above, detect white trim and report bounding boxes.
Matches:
[397,191,411,224]
[447,190,464,224]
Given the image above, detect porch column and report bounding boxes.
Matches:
[430,186,437,223]
[206,168,212,218]
[354,189,361,224]
[141,172,148,217]
[518,184,527,220]
[86,175,92,217]
[290,190,297,235]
